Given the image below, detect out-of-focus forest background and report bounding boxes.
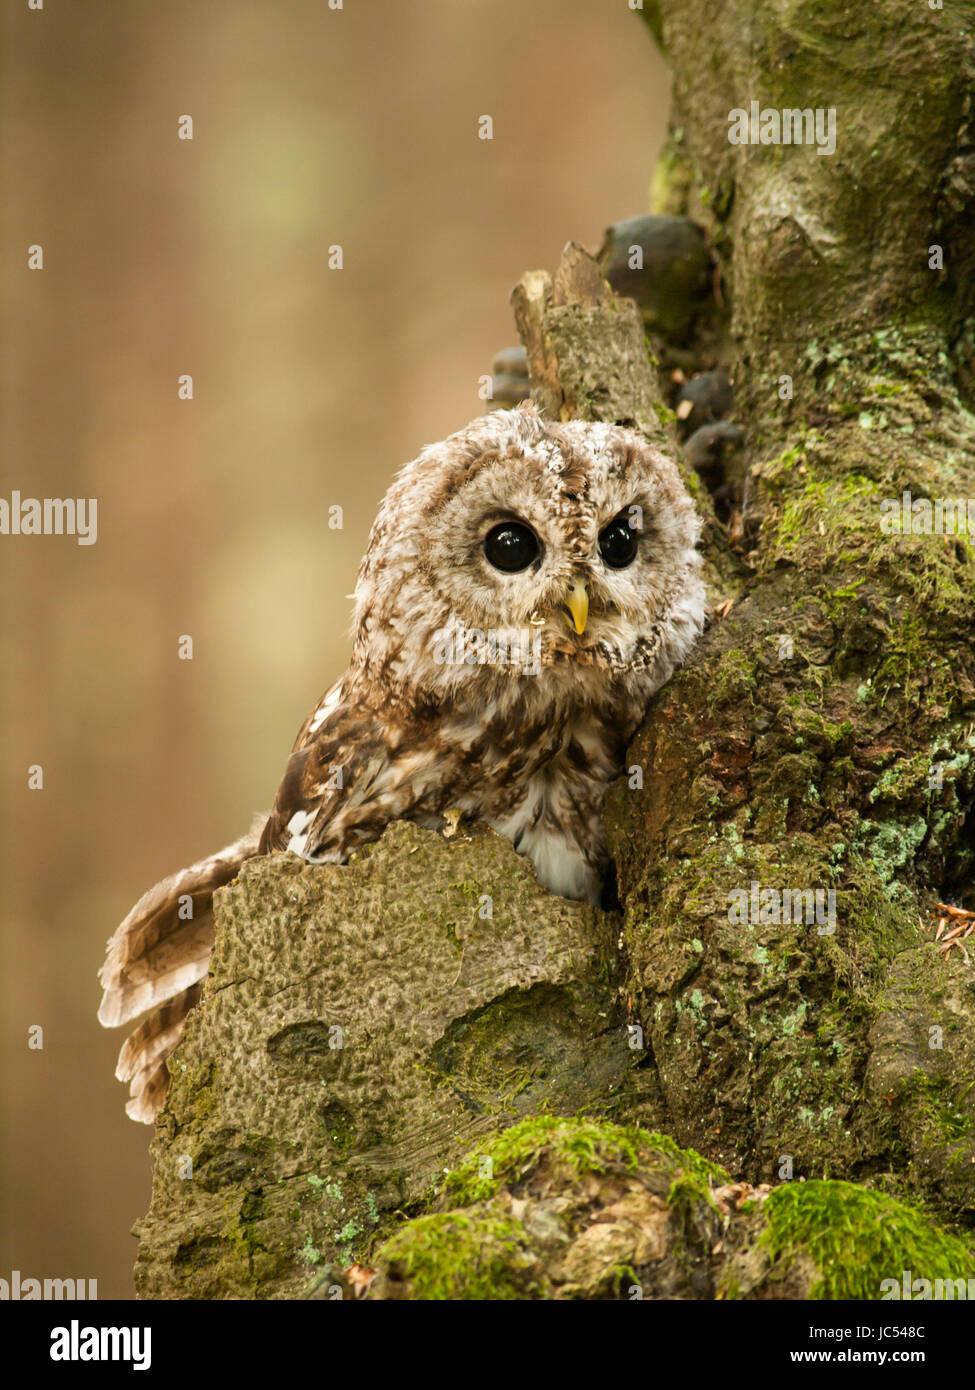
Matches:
[0,0,669,1297]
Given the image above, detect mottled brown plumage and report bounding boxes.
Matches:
[99,404,706,1121]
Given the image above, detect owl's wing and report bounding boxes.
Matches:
[98,816,265,1122]
[257,671,444,862]
[257,686,408,861]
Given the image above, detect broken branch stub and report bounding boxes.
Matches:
[511,241,664,440]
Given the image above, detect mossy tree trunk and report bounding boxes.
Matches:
[136,3,975,1297]
[606,0,975,1208]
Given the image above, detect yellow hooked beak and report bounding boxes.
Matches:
[564,577,589,635]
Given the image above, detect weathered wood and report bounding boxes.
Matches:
[511,241,666,439]
[135,825,650,1297]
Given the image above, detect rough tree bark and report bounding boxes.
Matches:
[605,0,975,1210]
[135,3,975,1298]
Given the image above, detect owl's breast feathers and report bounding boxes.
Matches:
[259,667,641,900]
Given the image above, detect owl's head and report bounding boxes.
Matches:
[352,404,707,701]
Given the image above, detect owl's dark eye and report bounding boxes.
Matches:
[484,521,540,573]
[598,515,640,569]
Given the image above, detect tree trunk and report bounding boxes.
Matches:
[135,3,975,1298]
[606,0,975,1211]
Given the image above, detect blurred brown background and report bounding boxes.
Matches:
[0,0,669,1297]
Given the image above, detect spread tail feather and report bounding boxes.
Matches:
[118,982,204,1123]
[99,816,265,1123]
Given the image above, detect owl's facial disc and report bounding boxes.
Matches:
[364,408,704,680]
[483,517,590,637]
[479,504,648,643]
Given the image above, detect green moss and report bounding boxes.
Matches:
[376,1118,737,1298]
[869,753,935,805]
[710,647,757,710]
[667,1169,718,1219]
[377,1212,541,1300]
[911,1071,974,1145]
[761,1181,975,1300]
[751,429,823,486]
[764,473,882,571]
[446,1116,636,1202]
[791,707,854,748]
[444,1115,728,1205]
[180,1062,219,1120]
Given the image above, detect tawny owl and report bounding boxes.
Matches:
[99,403,707,1121]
